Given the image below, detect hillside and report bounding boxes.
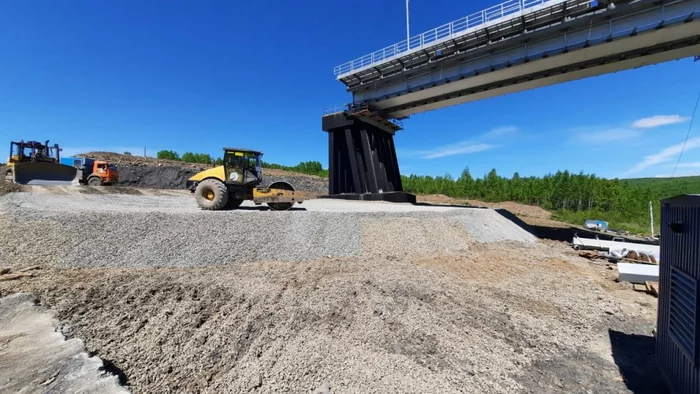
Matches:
[625,175,700,196]
[80,152,329,193]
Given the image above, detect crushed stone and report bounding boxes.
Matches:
[0,193,535,268]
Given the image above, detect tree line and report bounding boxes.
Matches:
[155,150,328,177]
[152,149,699,233]
[402,168,665,234]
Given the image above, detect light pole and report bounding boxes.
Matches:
[406,0,410,48]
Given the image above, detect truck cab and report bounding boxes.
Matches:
[60,157,119,186]
[91,161,119,185]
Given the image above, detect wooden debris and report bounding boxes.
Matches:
[633,283,648,292]
[19,265,41,272]
[578,250,601,260]
[0,272,35,282]
[645,281,659,297]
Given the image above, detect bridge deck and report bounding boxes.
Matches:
[334,0,606,81]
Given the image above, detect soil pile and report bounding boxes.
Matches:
[0,242,659,394]
[79,152,329,193]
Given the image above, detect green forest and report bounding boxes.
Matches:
[153,150,700,234]
[401,168,696,235]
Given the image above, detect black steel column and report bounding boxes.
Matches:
[321,112,415,203]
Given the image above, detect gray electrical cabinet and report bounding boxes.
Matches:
[657,195,700,393]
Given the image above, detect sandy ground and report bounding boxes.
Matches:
[416,194,552,220]
[0,293,129,393]
[0,186,664,393]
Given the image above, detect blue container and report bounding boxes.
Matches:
[60,157,93,169]
[584,219,609,230]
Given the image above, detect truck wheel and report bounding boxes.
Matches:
[225,198,244,209]
[195,179,228,210]
[5,170,13,183]
[88,177,102,186]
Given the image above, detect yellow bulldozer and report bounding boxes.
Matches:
[187,147,302,211]
[4,140,79,185]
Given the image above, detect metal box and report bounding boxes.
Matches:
[657,194,700,393]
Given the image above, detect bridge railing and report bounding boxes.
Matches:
[334,0,574,77]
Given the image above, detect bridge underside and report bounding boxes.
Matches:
[343,0,700,118]
[376,20,700,118]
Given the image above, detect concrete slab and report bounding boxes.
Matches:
[618,263,659,284]
[0,293,130,393]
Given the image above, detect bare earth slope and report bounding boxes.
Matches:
[0,190,662,393]
[0,245,660,394]
[80,152,329,193]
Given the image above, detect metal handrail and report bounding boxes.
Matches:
[333,0,574,77]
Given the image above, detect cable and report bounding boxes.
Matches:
[672,89,700,178]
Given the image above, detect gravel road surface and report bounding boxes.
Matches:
[0,192,534,268]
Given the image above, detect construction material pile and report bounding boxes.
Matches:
[79,152,329,192]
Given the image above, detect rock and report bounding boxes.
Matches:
[248,373,262,390]
[314,382,332,393]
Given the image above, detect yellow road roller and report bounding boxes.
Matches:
[186,147,302,211]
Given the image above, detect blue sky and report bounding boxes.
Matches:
[1,0,698,180]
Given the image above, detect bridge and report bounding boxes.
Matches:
[322,0,700,202]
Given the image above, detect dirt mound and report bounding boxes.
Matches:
[79,152,329,193]
[80,151,208,169]
[0,182,24,196]
[417,195,552,220]
[0,241,657,394]
[474,201,551,220]
[115,164,204,189]
[0,165,26,196]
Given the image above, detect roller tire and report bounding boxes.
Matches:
[195,179,229,210]
[267,181,295,211]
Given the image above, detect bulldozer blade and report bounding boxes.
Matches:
[11,162,80,186]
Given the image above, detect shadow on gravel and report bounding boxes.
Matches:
[492,209,656,244]
[411,202,480,209]
[608,330,667,394]
[494,209,538,237]
[223,206,308,212]
[99,358,130,387]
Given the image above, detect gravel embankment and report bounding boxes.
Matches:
[0,193,534,268]
[0,242,658,394]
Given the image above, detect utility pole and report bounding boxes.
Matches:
[406,0,410,48]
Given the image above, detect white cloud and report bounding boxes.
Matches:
[625,136,700,175]
[631,115,690,129]
[572,127,640,143]
[403,126,516,159]
[418,142,497,159]
[480,126,519,140]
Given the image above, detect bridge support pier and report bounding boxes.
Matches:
[321,112,415,203]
